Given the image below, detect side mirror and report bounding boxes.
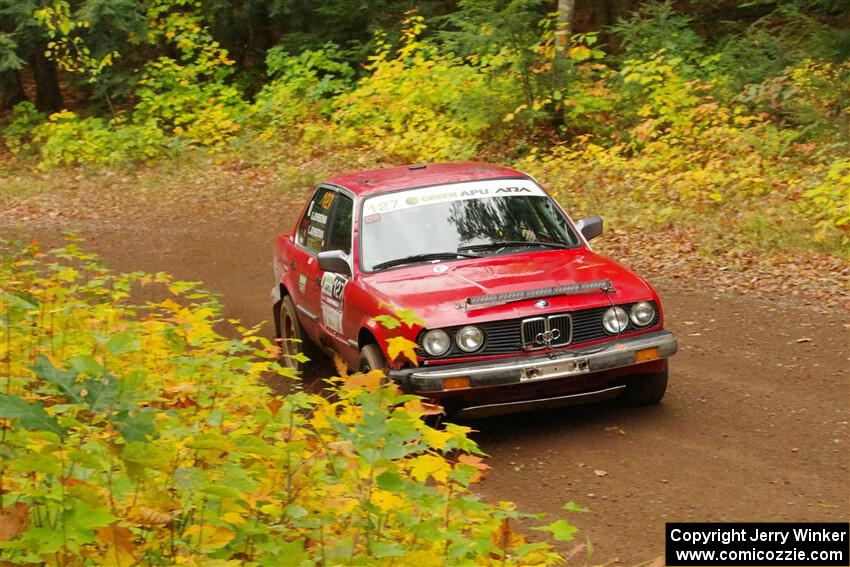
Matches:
[575,216,603,241]
[318,250,352,277]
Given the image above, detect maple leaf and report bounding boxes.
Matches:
[533,519,578,542]
[371,489,404,512]
[394,308,424,328]
[127,506,173,526]
[385,336,419,366]
[409,454,450,483]
[492,518,527,550]
[421,427,453,450]
[341,369,384,392]
[333,354,349,378]
[267,398,283,415]
[96,522,137,564]
[458,453,491,483]
[403,398,444,416]
[371,314,401,330]
[0,502,29,541]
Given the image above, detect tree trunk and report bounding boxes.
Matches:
[247,1,272,69]
[552,0,576,134]
[586,0,633,54]
[0,70,28,110]
[557,0,576,48]
[30,48,63,113]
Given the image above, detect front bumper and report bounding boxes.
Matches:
[389,330,677,394]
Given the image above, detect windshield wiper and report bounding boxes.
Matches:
[371,252,480,271]
[458,240,572,252]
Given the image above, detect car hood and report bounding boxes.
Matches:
[360,248,657,328]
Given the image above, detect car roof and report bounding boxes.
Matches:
[325,161,532,197]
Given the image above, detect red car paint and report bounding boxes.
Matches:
[274,162,675,414]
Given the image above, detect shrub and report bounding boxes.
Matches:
[0,240,574,565]
[31,111,168,169]
[2,102,46,156]
[332,15,512,162]
[798,158,850,246]
[133,56,246,146]
[132,0,248,146]
[251,44,354,140]
[608,1,705,68]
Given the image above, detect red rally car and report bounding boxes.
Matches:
[272,162,677,418]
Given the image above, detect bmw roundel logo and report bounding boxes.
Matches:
[535,299,549,308]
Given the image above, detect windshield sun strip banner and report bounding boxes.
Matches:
[362,179,547,217]
[466,279,613,308]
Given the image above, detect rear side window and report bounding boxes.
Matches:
[297,187,336,253]
[326,194,353,254]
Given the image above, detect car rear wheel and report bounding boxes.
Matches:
[358,344,387,373]
[278,295,314,373]
[623,367,668,406]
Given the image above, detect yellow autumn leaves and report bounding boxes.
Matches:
[0,241,572,565]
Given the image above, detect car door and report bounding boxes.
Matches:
[317,191,354,346]
[288,186,338,340]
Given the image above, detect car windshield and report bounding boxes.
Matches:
[360,179,581,271]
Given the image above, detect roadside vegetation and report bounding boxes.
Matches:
[1,0,848,255]
[0,240,583,565]
[0,1,847,563]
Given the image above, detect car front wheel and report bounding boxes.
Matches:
[623,367,668,406]
[358,344,387,373]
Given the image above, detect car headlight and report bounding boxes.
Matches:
[630,301,655,327]
[456,326,484,352]
[603,306,629,334]
[422,329,451,356]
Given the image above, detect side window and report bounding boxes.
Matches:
[326,194,353,254]
[297,187,336,253]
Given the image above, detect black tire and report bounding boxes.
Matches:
[623,368,668,406]
[277,295,315,373]
[357,344,387,373]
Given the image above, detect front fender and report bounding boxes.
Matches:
[359,314,422,369]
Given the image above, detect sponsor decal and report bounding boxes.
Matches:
[320,191,335,209]
[362,178,546,216]
[298,274,307,294]
[320,272,348,335]
[311,211,328,224]
[308,225,324,239]
[364,213,381,224]
[321,303,343,334]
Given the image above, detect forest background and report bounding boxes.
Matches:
[1,0,848,255]
[0,1,848,564]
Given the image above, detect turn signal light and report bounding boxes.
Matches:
[442,377,470,390]
[635,347,660,363]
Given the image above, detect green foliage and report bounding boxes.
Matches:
[0,33,25,72]
[0,240,571,565]
[799,158,850,246]
[2,101,46,155]
[333,15,512,162]
[133,57,245,145]
[132,0,246,145]
[250,43,354,138]
[30,110,167,168]
[609,1,705,66]
[3,0,847,256]
[34,0,120,84]
[265,43,354,102]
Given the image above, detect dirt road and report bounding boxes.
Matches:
[4,179,848,563]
